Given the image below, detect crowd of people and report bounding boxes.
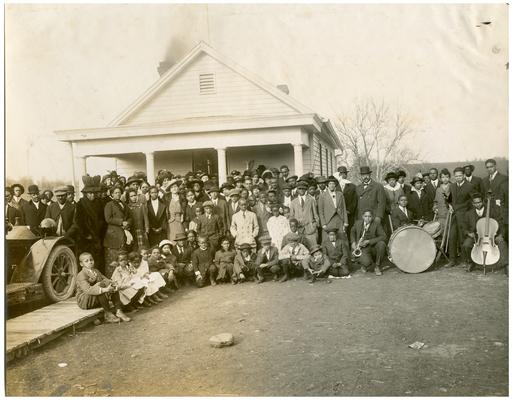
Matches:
[5,159,508,323]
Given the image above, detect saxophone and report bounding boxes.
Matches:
[352,225,368,258]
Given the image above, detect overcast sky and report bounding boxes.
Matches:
[6,4,508,182]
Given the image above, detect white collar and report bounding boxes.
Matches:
[384,184,401,192]
[58,202,66,210]
[490,171,498,180]
[431,179,439,186]
[411,187,423,195]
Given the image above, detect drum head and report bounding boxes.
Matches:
[423,221,441,238]
[389,226,436,273]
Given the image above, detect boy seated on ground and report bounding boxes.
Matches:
[214,237,237,284]
[322,228,350,278]
[191,236,218,287]
[233,243,257,282]
[255,235,280,283]
[75,252,122,323]
[158,239,180,289]
[302,245,331,283]
[278,232,309,282]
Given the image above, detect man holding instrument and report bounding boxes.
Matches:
[461,192,508,273]
[350,209,387,276]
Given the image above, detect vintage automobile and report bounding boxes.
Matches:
[6,219,78,305]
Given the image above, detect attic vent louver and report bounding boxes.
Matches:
[199,73,216,95]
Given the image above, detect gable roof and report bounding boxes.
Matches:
[109,41,315,127]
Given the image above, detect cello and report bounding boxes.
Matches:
[471,191,500,274]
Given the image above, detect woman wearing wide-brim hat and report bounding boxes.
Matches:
[165,178,186,242]
[382,171,404,236]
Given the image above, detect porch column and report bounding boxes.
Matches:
[293,143,303,177]
[144,151,155,185]
[216,147,227,185]
[76,156,87,193]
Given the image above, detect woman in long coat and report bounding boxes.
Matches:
[103,187,132,277]
[166,179,186,242]
[433,168,452,231]
[126,188,149,250]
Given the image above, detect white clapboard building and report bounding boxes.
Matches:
[56,42,341,190]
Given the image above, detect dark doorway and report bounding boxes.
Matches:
[192,149,217,176]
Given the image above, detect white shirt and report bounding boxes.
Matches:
[151,198,160,212]
[329,190,337,206]
[33,201,40,210]
[411,188,422,198]
[431,179,439,188]
[476,208,485,218]
[400,206,408,217]
[212,198,218,206]
[490,171,498,181]
[299,195,306,205]
[466,176,473,183]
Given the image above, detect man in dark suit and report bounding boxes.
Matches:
[445,167,476,267]
[208,186,229,236]
[463,164,483,195]
[407,176,433,221]
[44,186,77,238]
[461,192,508,272]
[5,187,23,226]
[147,186,167,247]
[322,228,350,277]
[196,201,223,250]
[355,166,386,226]
[350,209,387,276]
[171,232,195,284]
[482,158,508,242]
[21,184,48,232]
[334,167,358,236]
[391,195,415,229]
[397,170,412,195]
[318,176,348,243]
[424,168,441,202]
[253,191,272,240]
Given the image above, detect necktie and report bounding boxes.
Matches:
[243,211,246,219]
[300,197,304,207]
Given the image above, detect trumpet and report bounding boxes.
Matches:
[352,225,368,258]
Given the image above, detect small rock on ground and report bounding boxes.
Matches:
[209,333,234,348]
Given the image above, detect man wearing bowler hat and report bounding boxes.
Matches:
[355,166,386,227]
[21,184,48,232]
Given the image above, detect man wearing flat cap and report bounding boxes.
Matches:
[44,186,77,238]
[279,232,309,282]
[302,245,331,283]
[254,235,280,283]
[21,184,48,232]
[230,198,259,249]
[355,166,386,227]
[196,200,223,250]
[289,180,320,248]
[463,164,483,195]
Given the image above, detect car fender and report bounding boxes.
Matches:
[10,237,75,284]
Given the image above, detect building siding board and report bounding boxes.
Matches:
[123,53,298,126]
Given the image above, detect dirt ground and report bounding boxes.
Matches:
[6,265,508,396]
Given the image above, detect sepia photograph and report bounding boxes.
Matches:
[4,2,509,396]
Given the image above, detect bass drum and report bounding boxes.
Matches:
[388,225,436,273]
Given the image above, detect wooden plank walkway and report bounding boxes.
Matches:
[6,298,102,362]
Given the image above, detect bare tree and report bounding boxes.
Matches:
[334,99,420,182]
